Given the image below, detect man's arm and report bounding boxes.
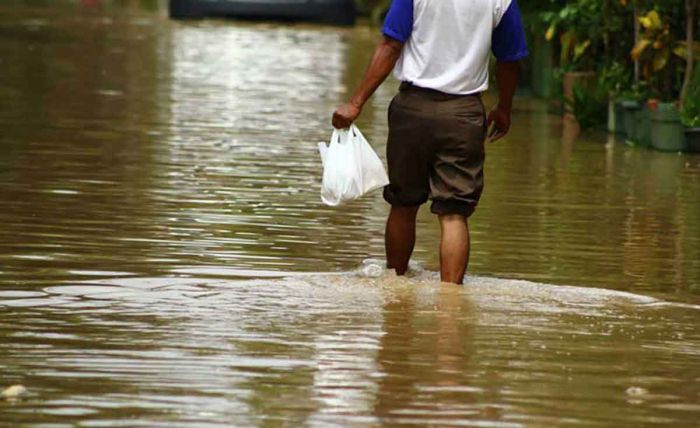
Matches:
[332,36,403,129]
[488,0,528,141]
[487,60,520,141]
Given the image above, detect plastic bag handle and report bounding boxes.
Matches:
[332,125,358,145]
[331,128,342,145]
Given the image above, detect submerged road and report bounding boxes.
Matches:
[0,1,699,426]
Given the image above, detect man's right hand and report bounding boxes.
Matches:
[332,103,361,129]
[486,104,512,142]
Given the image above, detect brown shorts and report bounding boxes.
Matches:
[383,82,487,217]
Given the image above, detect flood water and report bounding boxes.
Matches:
[1,1,699,426]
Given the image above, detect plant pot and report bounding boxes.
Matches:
[608,100,620,133]
[608,100,625,134]
[633,106,652,147]
[685,128,700,153]
[650,103,688,152]
[621,100,640,142]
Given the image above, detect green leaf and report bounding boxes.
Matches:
[545,24,556,41]
[560,31,574,64]
[574,40,591,60]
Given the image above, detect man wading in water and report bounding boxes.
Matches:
[332,0,528,284]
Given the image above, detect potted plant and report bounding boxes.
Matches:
[648,102,688,152]
[599,62,632,134]
[620,98,640,141]
[617,82,649,144]
[631,9,688,151]
[634,101,653,148]
[681,66,700,152]
[679,0,700,153]
[614,0,643,142]
[543,0,605,123]
[600,0,636,135]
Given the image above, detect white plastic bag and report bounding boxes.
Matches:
[318,124,389,206]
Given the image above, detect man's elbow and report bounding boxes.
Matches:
[379,36,404,57]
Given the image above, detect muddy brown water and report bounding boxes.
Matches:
[1,1,699,427]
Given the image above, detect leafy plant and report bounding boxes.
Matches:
[520,0,567,33]
[564,83,607,130]
[598,61,632,98]
[631,11,683,77]
[543,0,627,71]
[543,0,604,70]
[618,81,651,103]
[630,8,691,101]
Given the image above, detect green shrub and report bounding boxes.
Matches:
[598,61,631,99]
[564,83,607,131]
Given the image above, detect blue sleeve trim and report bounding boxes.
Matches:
[382,27,406,44]
[492,0,529,61]
[496,49,529,62]
[381,0,413,43]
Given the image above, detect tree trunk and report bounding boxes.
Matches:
[681,0,697,108]
[633,0,640,84]
[603,0,610,59]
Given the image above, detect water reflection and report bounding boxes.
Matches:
[4,269,698,426]
[373,284,482,424]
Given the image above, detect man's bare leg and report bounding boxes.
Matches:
[438,214,470,284]
[385,205,420,275]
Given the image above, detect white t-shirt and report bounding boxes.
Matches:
[382,0,528,95]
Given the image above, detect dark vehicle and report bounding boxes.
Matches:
[169,0,356,26]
